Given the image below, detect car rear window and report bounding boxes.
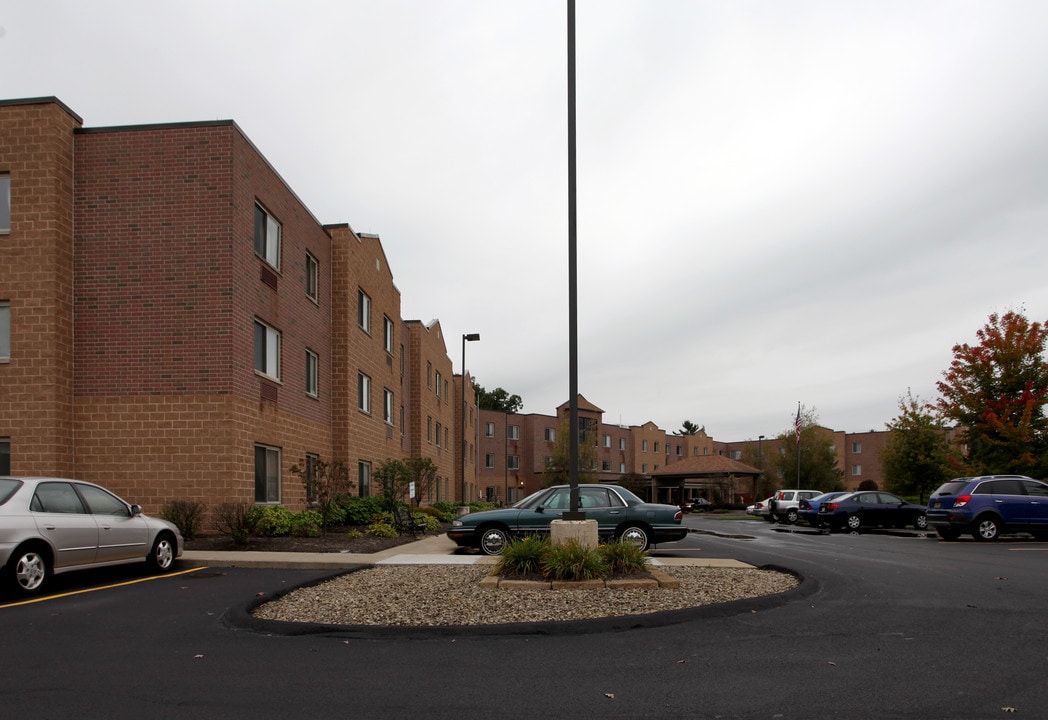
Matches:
[931,481,969,498]
[0,478,22,505]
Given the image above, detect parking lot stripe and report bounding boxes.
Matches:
[0,565,207,609]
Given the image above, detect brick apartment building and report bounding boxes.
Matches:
[0,96,913,517]
[0,97,480,513]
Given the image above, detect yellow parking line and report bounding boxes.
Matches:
[0,565,208,609]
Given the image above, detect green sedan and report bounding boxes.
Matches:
[447,484,688,555]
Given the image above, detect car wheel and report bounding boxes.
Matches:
[914,513,928,531]
[148,532,177,572]
[973,516,1001,542]
[8,544,51,596]
[936,527,960,541]
[619,525,650,551]
[479,525,510,556]
[845,514,862,532]
[785,509,799,524]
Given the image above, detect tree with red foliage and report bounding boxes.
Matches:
[935,310,1048,477]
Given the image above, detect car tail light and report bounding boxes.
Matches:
[674,510,683,521]
[953,495,972,508]
[824,502,839,511]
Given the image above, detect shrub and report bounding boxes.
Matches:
[419,513,441,532]
[494,535,549,576]
[339,495,388,526]
[598,539,649,575]
[211,503,252,545]
[366,520,398,538]
[160,500,205,540]
[247,505,295,537]
[291,510,323,537]
[468,501,497,513]
[431,500,459,521]
[416,505,453,523]
[346,528,364,539]
[541,539,609,581]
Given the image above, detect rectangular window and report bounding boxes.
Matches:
[0,302,9,362]
[852,442,862,453]
[254,319,280,380]
[654,441,660,453]
[383,389,394,425]
[485,422,495,438]
[358,461,371,497]
[508,425,520,440]
[254,203,281,269]
[731,450,741,460]
[619,462,626,473]
[0,175,9,234]
[358,372,371,413]
[436,422,442,447]
[545,427,556,442]
[358,289,371,332]
[619,438,626,451]
[642,463,648,473]
[642,440,649,452]
[676,445,682,456]
[852,464,862,476]
[254,444,280,503]
[305,252,319,302]
[508,455,519,470]
[602,461,611,471]
[305,350,318,397]
[0,437,9,475]
[427,362,432,388]
[485,453,495,468]
[435,372,442,399]
[603,434,611,448]
[383,316,394,354]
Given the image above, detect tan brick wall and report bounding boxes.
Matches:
[0,99,81,476]
[405,319,458,501]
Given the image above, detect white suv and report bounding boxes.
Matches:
[769,489,821,524]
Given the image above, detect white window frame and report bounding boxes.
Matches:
[852,442,862,453]
[358,289,371,333]
[254,319,280,380]
[358,372,371,413]
[545,427,556,442]
[435,372,442,399]
[485,422,495,438]
[852,464,862,476]
[485,453,495,468]
[603,434,611,448]
[254,203,281,270]
[383,316,394,354]
[305,349,318,397]
[508,425,520,440]
[0,302,9,362]
[508,455,519,470]
[384,389,394,425]
[619,438,626,451]
[0,174,10,234]
[305,252,319,302]
[254,444,281,503]
[358,461,371,497]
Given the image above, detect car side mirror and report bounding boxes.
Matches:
[535,505,545,513]
[130,504,143,517]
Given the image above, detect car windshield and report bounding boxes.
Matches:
[0,478,22,505]
[512,488,552,509]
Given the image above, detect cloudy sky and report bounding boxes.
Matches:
[3,1,1047,440]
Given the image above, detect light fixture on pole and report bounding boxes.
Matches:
[460,333,480,505]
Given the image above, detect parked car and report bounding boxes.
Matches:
[926,475,1048,541]
[0,476,184,596]
[769,489,822,524]
[746,496,775,520]
[817,491,928,532]
[797,491,849,527]
[447,484,687,555]
[683,497,712,513]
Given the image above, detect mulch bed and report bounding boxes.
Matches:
[184,524,451,554]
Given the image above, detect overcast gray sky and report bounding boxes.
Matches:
[3,1,1046,441]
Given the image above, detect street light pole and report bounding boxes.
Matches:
[460,333,480,505]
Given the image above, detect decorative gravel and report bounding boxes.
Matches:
[253,565,798,627]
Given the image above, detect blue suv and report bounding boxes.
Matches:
[926,475,1048,541]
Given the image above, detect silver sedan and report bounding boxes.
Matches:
[0,476,183,596]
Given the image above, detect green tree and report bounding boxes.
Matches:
[473,383,523,413]
[372,458,412,513]
[934,309,1048,477]
[542,417,599,487]
[881,390,954,502]
[404,457,438,507]
[773,406,844,492]
[676,420,702,436]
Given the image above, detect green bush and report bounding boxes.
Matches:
[598,539,649,574]
[541,539,609,581]
[160,500,205,540]
[366,520,398,538]
[211,502,252,545]
[291,510,323,537]
[468,501,497,513]
[419,513,441,532]
[247,505,295,536]
[339,495,388,526]
[494,535,549,576]
[431,500,459,520]
[416,505,454,523]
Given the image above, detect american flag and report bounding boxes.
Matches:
[794,405,802,442]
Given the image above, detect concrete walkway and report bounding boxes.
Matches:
[179,533,752,570]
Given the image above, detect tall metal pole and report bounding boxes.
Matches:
[461,333,480,504]
[567,0,580,515]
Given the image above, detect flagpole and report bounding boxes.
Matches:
[795,402,801,487]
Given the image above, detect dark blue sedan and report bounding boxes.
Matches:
[817,491,928,533]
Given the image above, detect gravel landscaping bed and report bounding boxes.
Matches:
[252,564,798,627]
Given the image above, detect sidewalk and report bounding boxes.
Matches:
[178,533,752,570]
